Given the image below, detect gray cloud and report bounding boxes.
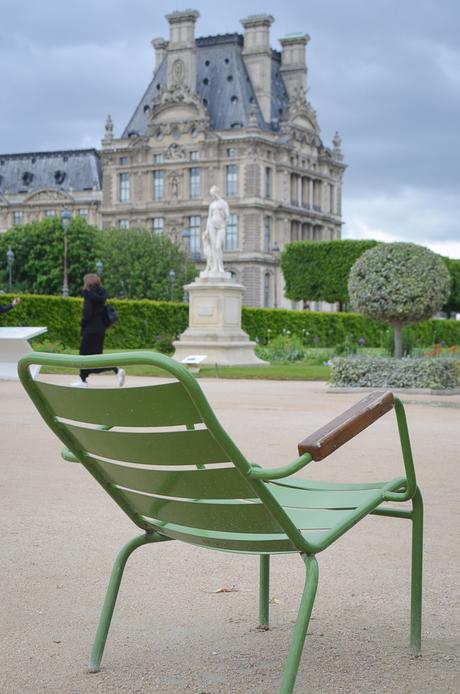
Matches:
[1,0,459,256]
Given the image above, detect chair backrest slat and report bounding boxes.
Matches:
[35,381,202,427]
[62,424,229,466]
[95,459,256,499]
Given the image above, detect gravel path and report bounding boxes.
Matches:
[1,376,458,693]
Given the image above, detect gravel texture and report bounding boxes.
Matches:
[1,375,459,693]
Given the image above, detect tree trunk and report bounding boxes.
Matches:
[393,322,403,358]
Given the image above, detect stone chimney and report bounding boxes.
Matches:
[279,33,310,101]
[241,14,275,123]
[151,37,168,72]
[165,9,200,92]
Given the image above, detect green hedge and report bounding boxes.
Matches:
[1,293,459,350]
[0,294,188,350]
[242,307,460,348]
[281,239,378,304]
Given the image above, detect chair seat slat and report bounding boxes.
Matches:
[144,520,300,553]
[121,490,284,533]
[269,482,384,509]
[121,489,360,534]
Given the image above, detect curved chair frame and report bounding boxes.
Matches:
[18,351,423,693]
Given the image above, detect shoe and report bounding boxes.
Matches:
[71,379,88,388]
[117,368,125,387]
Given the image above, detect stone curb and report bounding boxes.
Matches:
[327,386,460,396]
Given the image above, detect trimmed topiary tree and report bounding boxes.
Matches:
[348,242,451,358]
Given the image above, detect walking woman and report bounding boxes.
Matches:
[0,297,21,313]
[72,274,125,388]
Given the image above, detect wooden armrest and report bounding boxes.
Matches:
[298,391,394,461]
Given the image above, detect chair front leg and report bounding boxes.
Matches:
[279,554,319,694]
[88,532,167,673]
[259,554,270,629]
[410,487,423,655]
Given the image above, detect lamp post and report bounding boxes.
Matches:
[96,259,104,277]
[6,247,14,291]
[61,208,72,297]
[168,269,176,301]
[271,242,281,308]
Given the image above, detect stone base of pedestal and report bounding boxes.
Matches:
[173,277,267,367]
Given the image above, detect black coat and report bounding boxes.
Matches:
[81,287,107,335]
[0,303,14,314]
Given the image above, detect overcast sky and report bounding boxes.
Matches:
[1,0,459,258]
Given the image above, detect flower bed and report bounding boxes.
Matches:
[330,356,460,390]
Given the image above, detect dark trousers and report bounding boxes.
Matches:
[79,329,118,381]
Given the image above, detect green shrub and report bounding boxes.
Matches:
[331,356,460,390]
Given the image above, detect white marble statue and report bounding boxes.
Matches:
[202,186,229,275]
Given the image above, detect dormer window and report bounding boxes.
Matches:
[54,170,66,185]
[22,171,34,186]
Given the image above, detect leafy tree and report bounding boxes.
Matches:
[0,216,102,296]
[442,257,460,314]
[281,240,378,306]
[348,242,451,358]
[99,227,197,301]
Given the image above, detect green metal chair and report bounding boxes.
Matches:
[18,351,423,694]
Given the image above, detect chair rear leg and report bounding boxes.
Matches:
[279,554,319,694]
[410,488,423,655]
[259,554,270,629]
[88,532,163,672]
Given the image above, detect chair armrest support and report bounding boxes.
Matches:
[248,452,313,481]
[298,391,394,461]
[61,447,79,463]
[383,397,417,501]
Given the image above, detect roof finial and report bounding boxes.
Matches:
[332,131,343,161]
[104,115,114,140]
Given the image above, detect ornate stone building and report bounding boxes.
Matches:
[0,149,101,230]
[0,10,345,309]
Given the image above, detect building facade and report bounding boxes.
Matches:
[0,10,345,309]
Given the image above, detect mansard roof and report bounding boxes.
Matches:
[0,149,102,195]
[122,33,289,138]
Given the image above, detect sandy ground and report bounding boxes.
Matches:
[1,374,459,694]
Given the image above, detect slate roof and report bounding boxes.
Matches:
[123,33,289,138]
[0,149,102,195]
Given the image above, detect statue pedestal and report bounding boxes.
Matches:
[173,276,267,366]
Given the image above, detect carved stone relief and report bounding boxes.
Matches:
[171,59,185,85]
[165,143,187,160]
